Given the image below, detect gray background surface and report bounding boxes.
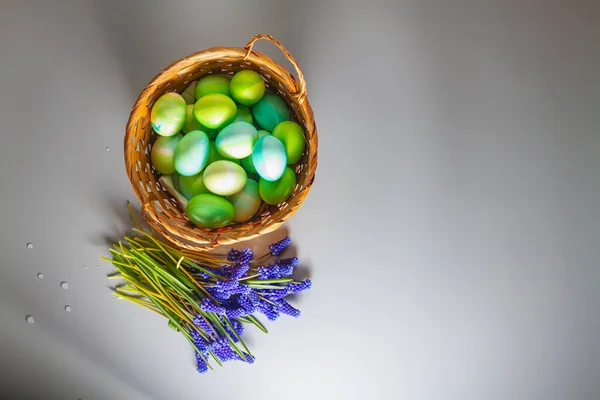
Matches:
[1,0,599,399]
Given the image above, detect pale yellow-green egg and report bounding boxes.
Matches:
[151,133,182,174]
[203,160,247,196]
[215,121,258,159]
[151,93,187,136]
[227,179,261,222]
[195,75,231,99]
[272,121,306,164]
[207,141,240,165]
[181,81,197,104]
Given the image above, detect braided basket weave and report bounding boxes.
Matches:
[124,34,317,251]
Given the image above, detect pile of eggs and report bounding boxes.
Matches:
[150,70,306,229]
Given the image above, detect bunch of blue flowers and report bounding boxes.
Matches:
[105,229,311,373]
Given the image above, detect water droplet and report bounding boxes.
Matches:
[37,273,44,279]
[106,147,110,151]
[25,315,35,324]
[83,265,88,270]
[96,265,100,268]
[65,305,72,313]
[60,281,69,290]
[26,243,33,249]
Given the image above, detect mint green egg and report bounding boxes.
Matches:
[181,81,197,104]
[227,179,261,222]
[151,133,182,174]
[241,130,270,173]
[195,75,231,99]
[186,193,235,229]
[203,160,247,196]
[230,70,265,106]
[182,104,218,138]
[174,130,209,176]
[233,105,253,124]
[216,121,258,159]
[259,167,296,205]
[252,135,287,181]
[179,172,210,200]
[193,94,237,130]
[207,141,240,165]
[252,92,290,131]
[272,121,306,164]
[151,93,187,136]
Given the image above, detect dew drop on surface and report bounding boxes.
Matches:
[25,315,35,324]
[106,147,110,151]
[65,305,72,313]
[37,273,44,279]
[83,265,88,270]
[96,265,100,268]
[27,243,33,249]
[60,281,69,290]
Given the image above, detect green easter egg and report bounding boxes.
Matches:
[216,121,258,159]
[179,172,210,200]
[174,130,210,176]
[240,130,271,174]
[252,92,290,131]
[252,135,287,181]
[259,167,296,205]
[195,75,231,99]
[203,160,247,196]
[181,81,197,104]
[150,133,182,174]
[207,141,240,165]
[182,104,218,138]
[151,93,187,137]
[227,179,261,222]
[193,94,237,130]
[230,70,265,106]
[234,105,253,124]
[186,194,235,229]
[272,121,306,164]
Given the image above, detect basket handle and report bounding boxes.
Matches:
[244,34,307,103]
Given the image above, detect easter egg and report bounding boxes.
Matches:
[150,133,182,174]
[233,105,253,124]
[241,130,270,174]
[227,179,261,222]
[252,92,290,131]
[195,75,231,99]
[182,105,218,138]
[174,130,210,176]
[151,93,186,137]
[207,141,240,165]
[230,70,265,106]
[181,81,197,104]
[179,172,210,200]
[259,167,296,205]
[186,194,235,229]
[216,121,258,159]
[193,94,237,130]
[252,135,287,181]
[203,160,247,196]
[272,121,306,164]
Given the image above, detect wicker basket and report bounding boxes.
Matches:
[124,34,317,251]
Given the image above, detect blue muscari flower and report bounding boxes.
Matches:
[227,249,240,262]
[200,298,226,314]
[193,315,214,335]
[269,237,291,256]
[275,300,301,317]
[258,263,280,280]
[237,294,257,312]
[258,300,280,321]
[226,307,247,319]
